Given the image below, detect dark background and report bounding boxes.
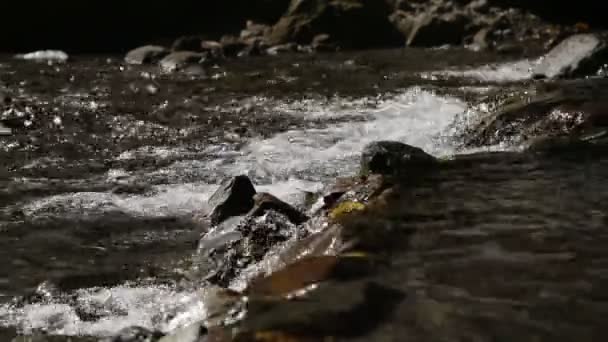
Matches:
[0,0,605,53]
[0,0,288,53]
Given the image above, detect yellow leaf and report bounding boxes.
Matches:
[328,201,365,221]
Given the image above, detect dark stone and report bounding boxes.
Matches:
[159,51,207,73]
[360,141,437,176]
[533,33,608,79]
[111,183,153,195]
[124,45,169,65]
[208,175,257,225]
[266,0,402,49]
[321,176,359,208]
[238,39,268,57]
[107,326,164,342]
[249,192,309,225]
[197,210,306,286]
[0,91,11,105]
[201,40,224,59]
[220,35,248,57]
[0,122,10,136]
[241,20,272,41]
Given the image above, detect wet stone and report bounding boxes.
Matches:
[360,141,437,176]
[198,210,306,286]
[533,33,608,79]
[124,45,169,65]
[159,51,207,73]
[249,192,309,225]
[208,175,257,225]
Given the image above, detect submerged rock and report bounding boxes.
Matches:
[105,326,164,342]
[533,33,608,79]
[208,175,257,225]
[360,141,437,176]
[159,51,207,73]
[124,45,169,65]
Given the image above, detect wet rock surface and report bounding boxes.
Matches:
[533,33,608,79]
[208,176,257,225]
[360,141,437,176]
[124,46,169,65]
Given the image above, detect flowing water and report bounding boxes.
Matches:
[0,49,607,341]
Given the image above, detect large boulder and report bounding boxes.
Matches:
[266,0,402,49]
[360,141,437,176]
[208,175,257,225]
[124,45,169,65]
[533,33,608,79]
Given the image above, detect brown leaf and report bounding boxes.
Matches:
[245,256,339,297]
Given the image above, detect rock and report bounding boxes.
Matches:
[15,50,69,63]
[198,210,305,286]
[201,40,224,58]
[0,90,11,105]
[266,0,401,49]
[360,141,437,176]
[238,39,267,57]
[208,175,257,225]
[159,51,207,73]
[266,42,297,55]
[0,122,11,136]
[249,192,309,225]
[124,45,169,65]
[106,326,164,342]
[220,35,248,57]
[533,33,608,79]
[321,176,359,208]
[311,33,337,51]
[391,8,469,47]
[463,79,608,147]
[171,35,205,52]
[240,20,271,41]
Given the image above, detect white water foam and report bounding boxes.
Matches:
[428,58,540,83]
[0,284,208,337]
[20,87,467,220]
